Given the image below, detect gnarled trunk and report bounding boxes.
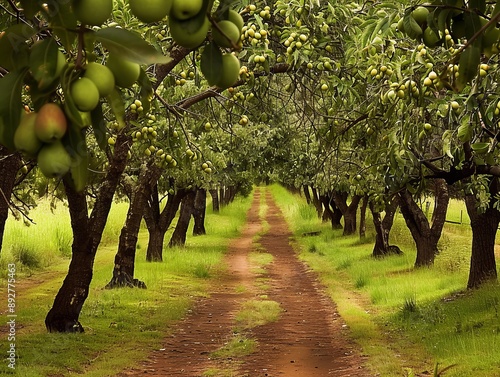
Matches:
[359,195,368,239]
[193,188,206,236]
[465,190,499,289]
[370,197,401,257]
[0,147,21,252]
[329,195,343,229]
[106,162,161,289]
[209,188,219,213]
[398,179,449,267]
[311,187,323,219]
[302,185,312,204]
[45,132,130,332]
[320,194,332,223]
[333,191,361,236]
[169,189,196,247]
[144,187,188,262]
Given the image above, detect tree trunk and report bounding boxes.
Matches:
[320,194,333,223]
[144,187,188,262]
[193,188,207,236]
[398,179,449,267]
[329,196,343,229]
[359,195,368,239]
[209,188,219,213]
[225,185,238,204]
[0,147,21,252]
[45,132,131,332]
[219,186,225,207]
[45,180,91,332]
[465,190,499,289]
[302,185,312,204]
[106,162,161,289]
[169,189,196,247]
[333,191,361,236]
[370,197,401,257]
[311,187,323,219]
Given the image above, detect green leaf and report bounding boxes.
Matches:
[19,0,43,19]
[442,130,454,160]
[404,14,423,40]
[29,39,63,91]
[60,65,85,127]
[464,12,482,40]
[69,151,89,192]
[456,42,481,91]
[359,19,377,47]
[138,69,153,114]
[200,42,223,86]
[63,128,88,192]
[95,28,171,65]
[106,88,126,136]
[471,142,489,154]
[0,24,36,71]
[0,70,28,149]
[436,8,452,33]
[457,122,473,142]
[42,2,78,51]
[91,105,108,151]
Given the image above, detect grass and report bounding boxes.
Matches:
[268,183,500,377]
[0,194,253,377]
[235,299,282,330]
[210,334,258,359]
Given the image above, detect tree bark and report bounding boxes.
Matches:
[333,191,361,235]
[370,197,401,257]
[398,179,449,267]
[193,188,207,236]
[0,147,21,252]
[144,187,188,261]
[320,194,333,223]
[302,185,312,204]
[45,132,131,332]
[209,188,219,213]
[169,189,196,247]
[329,195,343,229]
[359,195,368,239]
[219,186,225,208]
[311,187,323,219]
[106,162,161,289]
[465,188,500,289]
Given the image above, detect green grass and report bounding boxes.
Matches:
[0,194,252,377]
[268,184,500,377]
[235,299,282,330]
[210,334,258,359]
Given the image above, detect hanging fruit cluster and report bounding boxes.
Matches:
[0,0,245,190]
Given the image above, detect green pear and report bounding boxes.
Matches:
[216,54,240,89]
[37,141,72,178]
[169,16,210,49]
[170,0,203,20]
[84,62,115,97]
[227,10,244,31]
[35,103,68,143]
[129,0,172,23]
[74,0,113,26]
[70,77,100,112]
[212,20,241,48]
[106,54,141,88]
[14,112,43,156]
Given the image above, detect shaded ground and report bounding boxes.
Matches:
[117,188,370,376]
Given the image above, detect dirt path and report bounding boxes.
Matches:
[117,187,370,377]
